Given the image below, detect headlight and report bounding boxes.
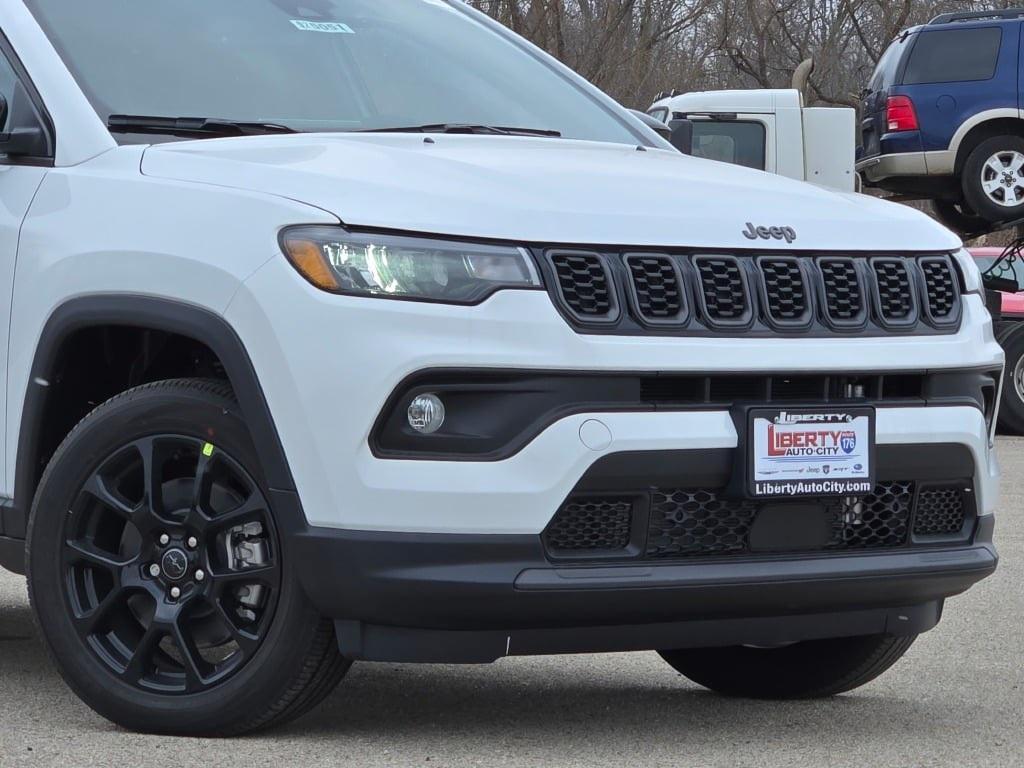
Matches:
[280,226,542,303]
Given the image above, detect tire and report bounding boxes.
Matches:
[930,199,986,236]
[962,135,1024,223]
[27,378,350,735]
[996,324,1024,434]
[659,633,917,699]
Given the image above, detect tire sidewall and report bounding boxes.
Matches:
[27,382,320,733]
[930,199,985,235]
[962,135,1024,223]
[996,325,1024,434]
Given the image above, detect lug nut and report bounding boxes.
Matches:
[195,570,205,582]
[170,586,181,599]
[187,536,198,549]
[148,564,161,577]
[158,533,170,546]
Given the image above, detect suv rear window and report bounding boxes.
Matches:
[868,36,910,92]
[903,27,1002,85]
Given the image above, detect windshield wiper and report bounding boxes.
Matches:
[107,115,298,138]
[360,123,561,138]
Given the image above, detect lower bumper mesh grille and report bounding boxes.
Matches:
[647,490,756,557]
[543,498,632,552]
[914,487,967,536]
[544,481,970,560]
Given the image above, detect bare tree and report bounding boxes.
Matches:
[469,1,1019,109]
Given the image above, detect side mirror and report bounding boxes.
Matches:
[628,109,671,141]
[0,86,48,158]
[668,118,694,155]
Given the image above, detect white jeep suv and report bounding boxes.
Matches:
[0,0,1002,736]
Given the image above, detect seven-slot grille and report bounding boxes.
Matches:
[818,257,865,325]
[871,257,917,326]
[694,255,750,326]
[625,254,687,323]
[758,257,810,326]
[919,256,961,323]
[542,251,962,334]
[547,251,617,321]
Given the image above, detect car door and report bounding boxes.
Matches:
[0,39,50,503]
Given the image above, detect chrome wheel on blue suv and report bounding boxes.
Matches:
[963,137,1024,222]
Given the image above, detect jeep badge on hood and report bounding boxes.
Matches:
[743,222,797,243]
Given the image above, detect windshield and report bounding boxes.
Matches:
[24,0,639,144]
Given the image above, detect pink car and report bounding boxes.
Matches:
[971,247,1024,432]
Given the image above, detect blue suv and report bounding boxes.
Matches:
[859,9,1024,230]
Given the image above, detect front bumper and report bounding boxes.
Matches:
[229,259,1002,661]
[285,433,998,662]
[291,516,996,662]
[227,259,1001,534]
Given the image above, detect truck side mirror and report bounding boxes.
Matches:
[668,118,694,155]
[628,109,671,141]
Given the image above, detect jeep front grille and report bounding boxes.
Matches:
[919,256,961,325]
[694,255,751,326]
[625,254,687,323]
[871,257,917,326]
[547,251,617,322]
[818,257,865,325]
[539,249,962,336]
[758,256,810,326]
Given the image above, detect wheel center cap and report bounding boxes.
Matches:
[161,548,189,581]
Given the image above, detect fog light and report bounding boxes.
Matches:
[408,394,445,434]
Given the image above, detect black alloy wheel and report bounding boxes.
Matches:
[63,435,280,694]
[29,379,349,735]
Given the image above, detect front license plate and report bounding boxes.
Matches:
[748,407,875,498]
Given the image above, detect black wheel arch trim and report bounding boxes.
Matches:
[5,295,300,550]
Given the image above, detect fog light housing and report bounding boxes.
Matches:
[408,394,445,434]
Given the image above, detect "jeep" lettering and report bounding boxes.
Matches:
[742,222,797,243]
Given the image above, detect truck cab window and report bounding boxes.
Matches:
[691,120,766,170]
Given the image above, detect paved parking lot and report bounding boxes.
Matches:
[1,440,1022,768]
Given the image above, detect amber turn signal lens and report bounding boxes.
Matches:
[281,238,340,291]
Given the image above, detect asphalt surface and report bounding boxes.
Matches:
[1,441,1022,768]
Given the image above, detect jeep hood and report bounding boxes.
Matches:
[140,134,961,252]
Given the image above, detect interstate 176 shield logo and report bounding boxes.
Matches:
[839,430,857,454]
